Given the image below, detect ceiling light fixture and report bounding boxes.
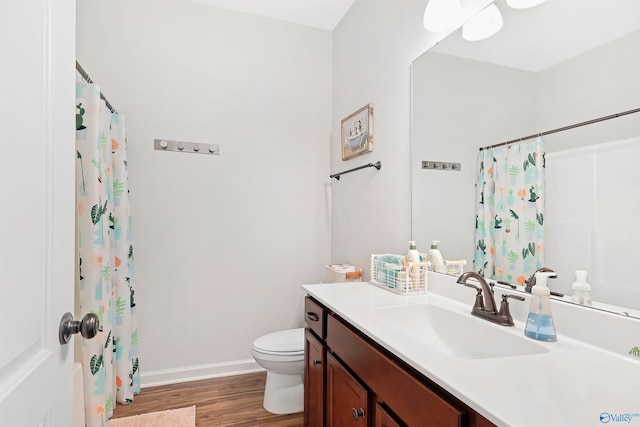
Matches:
[462,3,503,41]
[423,0,463,32]
[506,0,547,9]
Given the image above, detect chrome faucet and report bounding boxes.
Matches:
[524,268,557,293]
[457,272,524,326]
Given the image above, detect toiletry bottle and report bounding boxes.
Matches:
[571,270,592,306]
[524,271,558,342]
[407,241,421,280]
[427,240,445,273]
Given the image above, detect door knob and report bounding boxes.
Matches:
[58,312,99,344]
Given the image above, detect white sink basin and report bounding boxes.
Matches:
[374,303,549,359]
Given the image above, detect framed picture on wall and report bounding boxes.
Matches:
[341,103,373,161]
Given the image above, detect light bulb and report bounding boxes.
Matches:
[506,0,547,9]
[462,4,503,41]
[423,0,463,32]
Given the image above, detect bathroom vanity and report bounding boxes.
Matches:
[303,274,640,427]
[304,295,493,427]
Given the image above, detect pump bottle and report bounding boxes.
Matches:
[524,271,557,342]
[427,240,445,273]
[407,241,421,279]
[571,270,592,306]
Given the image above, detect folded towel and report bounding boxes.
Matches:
[376,254,405,288]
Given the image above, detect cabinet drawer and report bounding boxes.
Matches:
[327,314,465,427]
[305,296,326,339]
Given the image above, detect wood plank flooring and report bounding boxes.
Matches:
[112,372,304,427]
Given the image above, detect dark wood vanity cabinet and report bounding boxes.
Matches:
[326,352,368,426]
[305,329,324,427]
[304,297,326,427]
[374,403,404,427]
[304,295,496,427]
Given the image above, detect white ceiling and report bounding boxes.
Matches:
[186,0,356,30]
[432,0,640,72]
[183,0,640,71]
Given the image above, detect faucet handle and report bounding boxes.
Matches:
[496,280,517,289]
[460,282,485,311]
[498,294,525,326]
[489,280,518,296]
[460,282,482,293]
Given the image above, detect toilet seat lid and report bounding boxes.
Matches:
[253,328,304,354]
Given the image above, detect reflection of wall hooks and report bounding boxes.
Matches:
[422,160,461,171]
[330,161,381,180]
[154,139,220,156]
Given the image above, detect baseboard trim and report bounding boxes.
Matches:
[141,359,264,388]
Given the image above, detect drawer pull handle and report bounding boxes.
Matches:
[313,360,322,366]
[352,408,365,421]
[306,312,319,322]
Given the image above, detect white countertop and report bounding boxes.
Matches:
[303,276,640,427]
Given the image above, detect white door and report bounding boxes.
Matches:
[0,1,76,426]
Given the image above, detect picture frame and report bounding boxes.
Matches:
[341,103,373,161]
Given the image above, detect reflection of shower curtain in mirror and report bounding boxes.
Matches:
[474,137,545,285]
[76,73,140,427]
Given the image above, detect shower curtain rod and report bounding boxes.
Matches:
[479,106,640,151]
[75,61,117,114]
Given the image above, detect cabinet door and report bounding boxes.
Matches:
[374,403,404,427]
[326,352,369,426]
[304,329,324,427]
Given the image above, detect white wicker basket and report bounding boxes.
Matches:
[326,264,362,283]
[370,254,428,295]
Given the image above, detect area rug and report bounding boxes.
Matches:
[108,405,196,427]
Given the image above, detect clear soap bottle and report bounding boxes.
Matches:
[524,271,557,342]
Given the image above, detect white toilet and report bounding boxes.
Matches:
[251,328,305,415]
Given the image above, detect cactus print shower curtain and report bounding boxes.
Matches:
[76,73,140,427]
[474,137,545,286]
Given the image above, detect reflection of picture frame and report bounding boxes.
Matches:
[341,104,373,161]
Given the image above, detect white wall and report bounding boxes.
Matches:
[77,0,332,385]
[411,53,536,263]
[331,0,492,275]
[331,1,424,274]
[537,29,640,151]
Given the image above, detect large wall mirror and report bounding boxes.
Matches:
[411,0,640,315]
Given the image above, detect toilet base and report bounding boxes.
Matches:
[263,371,304,415]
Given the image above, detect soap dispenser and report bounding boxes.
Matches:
[571,270,592,306]
[524,271,557,342]
[427,240,445,273]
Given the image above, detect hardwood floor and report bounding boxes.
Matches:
[112,372,304,426]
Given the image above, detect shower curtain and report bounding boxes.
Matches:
[76,73,140,427]
[474,137,545,285]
